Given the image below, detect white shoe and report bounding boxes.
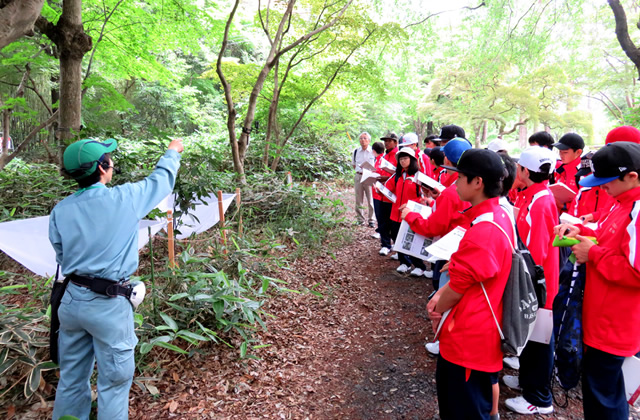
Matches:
[502,375,521,391]
[371,232,381,239]
[505,396,553,415]
[390,253,399,260]
[410,268,424,276]
[379,247,390,256]
[423,270,433,279]
[397,264,410,273]
[425,341,440,355]
[503,356,520,370]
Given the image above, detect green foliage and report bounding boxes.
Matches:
[0,160,76,222]
[0,272,54,401]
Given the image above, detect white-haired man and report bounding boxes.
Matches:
[352,132,375,226]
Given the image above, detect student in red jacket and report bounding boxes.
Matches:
[553,133,584,195]
[384,148,426,275]
[376,133,399,256]
[399,132,432,176]
[555,142,640,420]
[403,139,472,289]
[567,152,615,222]
[426,149,513,420]
[503,147,559,416]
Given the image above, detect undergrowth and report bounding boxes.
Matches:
[0,134,351,407]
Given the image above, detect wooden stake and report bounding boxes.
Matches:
[235,187,243,236]
[286,171,292,189]
[218,190,227,255]
[167,209,175,268]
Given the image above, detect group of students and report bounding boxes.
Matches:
[354,124,640,419]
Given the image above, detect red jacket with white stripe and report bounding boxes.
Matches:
[555,157,581,193]
[568,186,615,222]
[514,183,560,309]
[372,155,383,201]
[440,198,514,372]
[378,147,398,203]
[579,187,640,356]
[404,182,469,238]
[385,171,421,222]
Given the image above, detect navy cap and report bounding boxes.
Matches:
[580,142,640,187]
[553,133,585,151]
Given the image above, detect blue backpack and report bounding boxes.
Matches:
[553,259,586,391]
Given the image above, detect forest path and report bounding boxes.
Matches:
[126,188,598,419]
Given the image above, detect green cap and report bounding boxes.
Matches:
[63,138,118,179]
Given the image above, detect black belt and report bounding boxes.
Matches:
[69,274,133,299]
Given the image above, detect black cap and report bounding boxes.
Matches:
[553,133,585,151]
[580,142,640,187]
[437,125,466,141]
[380,132,398,141]
[441,149,505,181]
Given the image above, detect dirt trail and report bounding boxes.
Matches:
[126,189,596,419]
[12,188,638,419]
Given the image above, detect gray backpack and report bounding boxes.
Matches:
[479,220,538,356]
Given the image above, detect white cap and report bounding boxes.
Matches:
[396,147,417,159]
[487,139,508,152]
[399,132,418,146]
[129,282,146,309]
[518,146,555,174]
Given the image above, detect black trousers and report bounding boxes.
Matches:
[376,200,393,249]
[583,345,628,420]
[436,354,497,420]
[519,333,555,407]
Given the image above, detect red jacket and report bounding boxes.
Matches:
[515,183,559,309]
[372,155,383,201]
[579,187,640,356]
[439,168,449,186]
[405,183,469,238]
[568,186,615,222]
[385,171,421,222]
[440,198,514,372]
[555,157,581,194]
[379,147,398,203]
[415,149,433,177]
[441,170,459,188]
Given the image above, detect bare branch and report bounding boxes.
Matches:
[83,0,126,89]
[404,2,485,29]
[276,0,353,59]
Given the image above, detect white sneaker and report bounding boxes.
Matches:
[423,270,433,279]
[371,232,381,239]
[397,264,410,273]
[425,341,440,355]
[379,247,390,256]
[390,253,399,260]
[502,375,521,391]
[410,268,424,276]
[505,396,553,415]
[503,356,520,370]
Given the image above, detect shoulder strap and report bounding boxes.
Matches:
[476,218,514,341]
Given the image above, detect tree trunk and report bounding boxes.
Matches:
[35,0,92,162]
[0,0,45,50]
[427,121,434,136]
[518,115,528,149]
[608,0,640,80]
[262,60,280,168]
